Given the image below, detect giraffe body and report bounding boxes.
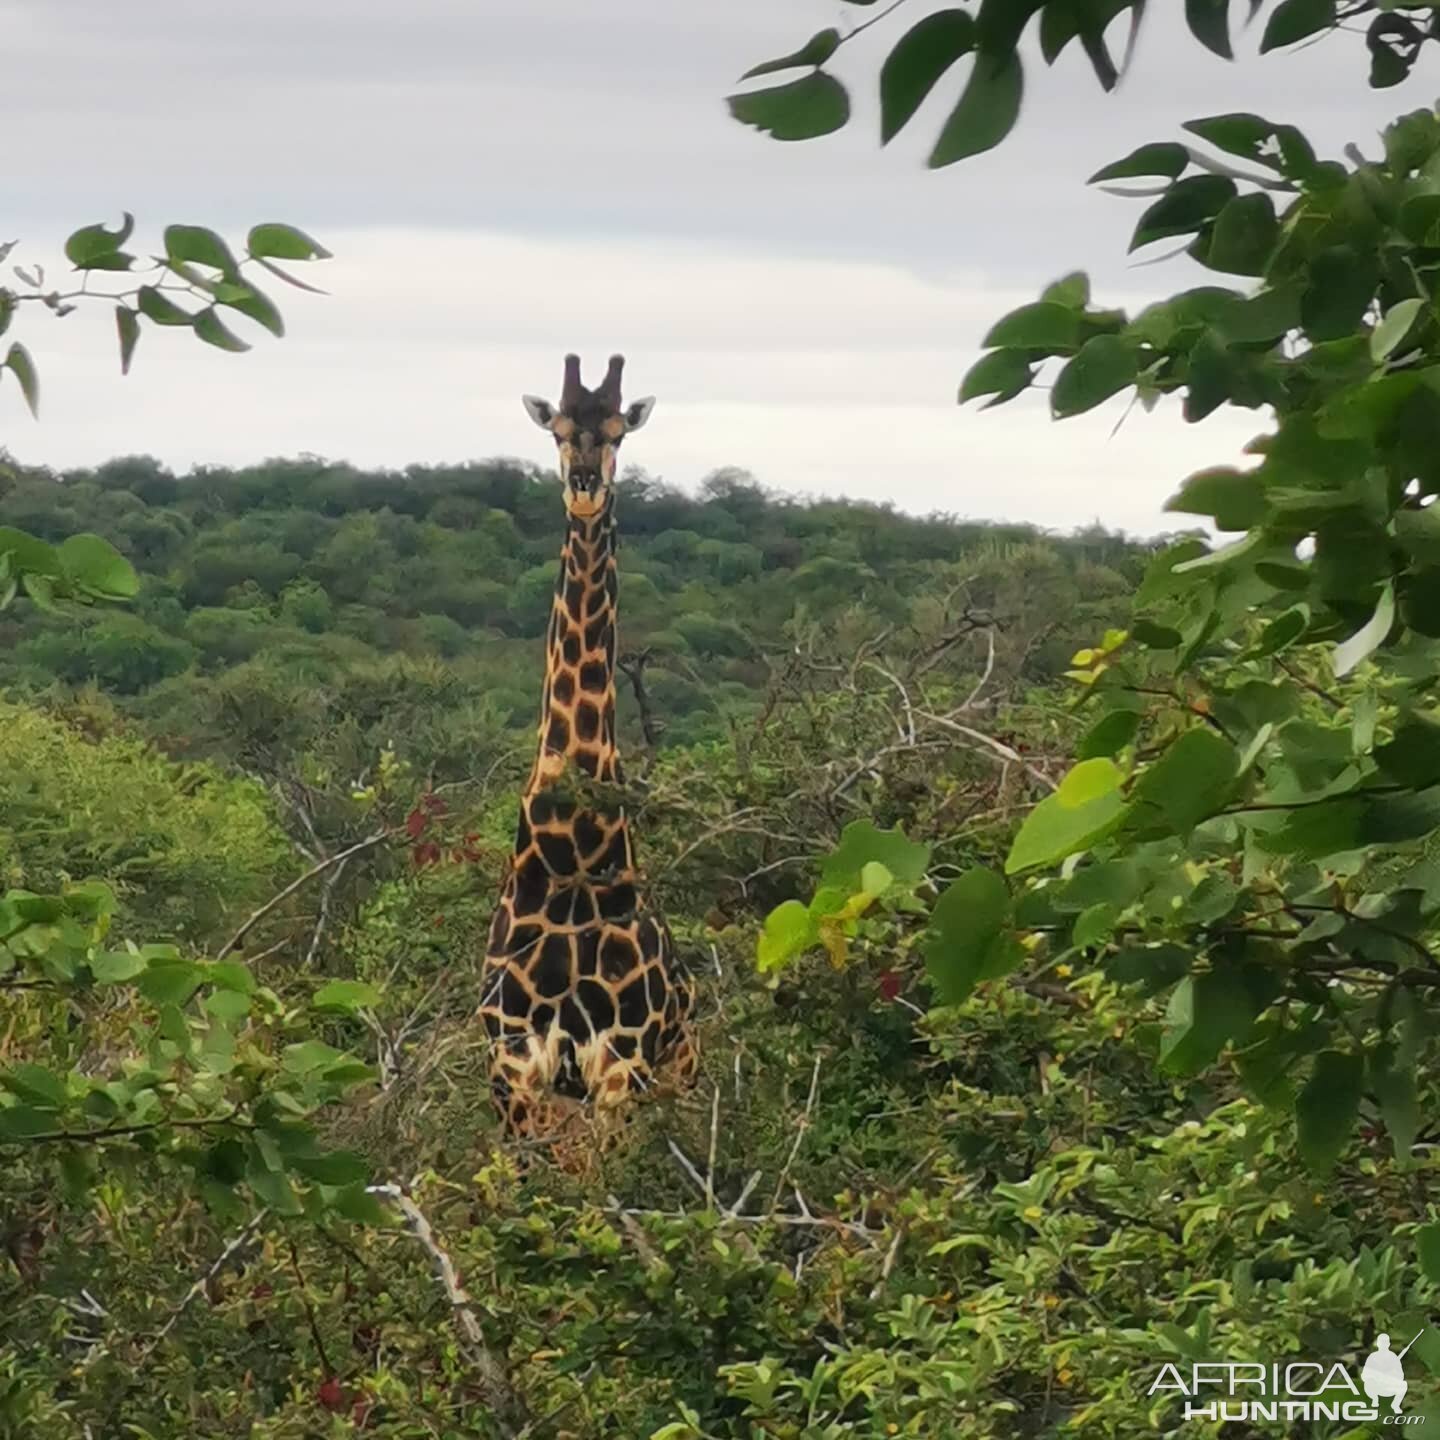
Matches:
[480,356,697,1144]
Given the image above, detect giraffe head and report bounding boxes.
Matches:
[523,354,655,519]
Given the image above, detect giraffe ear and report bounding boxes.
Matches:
[522,395,557,429]
[623,396,656,432]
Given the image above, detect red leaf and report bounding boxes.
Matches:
[317,1377,346,1412]
[405,809,426,839]
[878,971,902,1002]
[411,841,441,868]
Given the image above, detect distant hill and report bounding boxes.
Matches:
[0,452,1161,772]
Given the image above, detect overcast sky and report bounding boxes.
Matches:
[3,1,1435,535]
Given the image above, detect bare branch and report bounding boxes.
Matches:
[366,1182,523,1433]
[217,829,389,963]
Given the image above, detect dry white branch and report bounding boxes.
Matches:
[869,1227,905,1300]
[666,1139,709,1196]
[218,829,389,961]
[366,1182,520,1431]
[771,1055,823,1212]
[920,711,1058,793]
[705,1086,721,1212]
[961,628,997,711]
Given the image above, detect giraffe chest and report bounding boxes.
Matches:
[481,872,687,1074]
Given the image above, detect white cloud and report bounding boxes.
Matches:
[10,227,1260,535]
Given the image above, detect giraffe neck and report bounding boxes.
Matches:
[524,496,622,801]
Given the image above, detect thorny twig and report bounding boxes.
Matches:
[771,1054,823,1212]
[134,1208,269,1367]
[366,1182,524,1434]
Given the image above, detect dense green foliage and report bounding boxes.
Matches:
[0,453,1148,765]
[6,31,1440,1438]
[730,1,1440,163]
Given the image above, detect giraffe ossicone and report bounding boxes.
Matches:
[479,353,698,1153]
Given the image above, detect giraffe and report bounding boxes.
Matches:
[479,353,698,1151]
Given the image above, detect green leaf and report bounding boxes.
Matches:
[757,901,817,974]
[1252,603,1310,657]
[164,224,240,275]
[1371,298,1424,362]
[246,1144,303,1214]
[1182,114,1316,178]
[1051,335,1138,417]
[192,307,252,353]
[114,305,140,375]
[1332,583,1393,678]
[1165,467,1265,531]
[57,533,139,598]
[1160,969,1264,1075]
[1301,246,1378,342]
[1005,758,1129,875]
[1260,0,1336,52]
[728,73,850,142]
[137,957,202,1007]
[332,1183,389,1225]
[1202,193,1278,276]
[1129,729,1238,837]
[1077,709,1140,760]
[1131,176,1237,252]
[0,1105,57,1139]
[1185,0,1233,58]
[207,960,254,994]
[982,302,1081,352]
[958,347,1033,404]
[1376,714,1440,788]
[313,979,382,1013]
[63,213,134,269]
[821,821,931,889]
[1217,284,1301,343]
[5,343,39,418]
[1072,902,1117,948]
[0,527,62,579]
[1295,1049,1361,1174]
[1371,1049,1418,1163]
[1417,1223,1440,1284]
[859,861,893,896]
[928,50,1023,168]
[219,284,283,339]
[1360,782,1440,845]
[90,949,148,983]
[924,867,1020,1004]
[289,1149,370,1185]
[1089,142,1189,184]
[1,1063,67,1108]
[880,10,976,144]
[204,989,252,1022]
[282,1041,345,1074]
[136,285,194,327]
[246,223,332,261]
[741,28,841,81]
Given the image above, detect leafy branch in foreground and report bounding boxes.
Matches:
[0,881,379,1222]
[760,103,1440,1179]
[728,2,1440,163]
[0,216,329,416]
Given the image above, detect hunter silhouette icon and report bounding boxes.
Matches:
[1362,1330,1424,1414]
